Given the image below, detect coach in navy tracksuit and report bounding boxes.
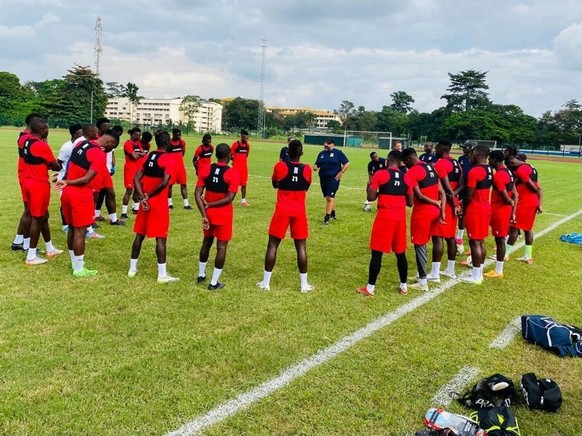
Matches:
[314,138,350,224]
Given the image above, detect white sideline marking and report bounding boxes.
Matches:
[490,317,521,349]
[430,366,481,406]
[166,208,582,436]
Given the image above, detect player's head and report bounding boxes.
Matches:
[141,131,152,144]
[401,147,418,168]
[30,117,49,139]
[392,141,402,152]
[324,138,335,150]
[435,139,452,158]
[240,129,249,143]
[504,145,518,158]
[517,152,527,162]
[288,139,303,161]
[471,144,490,164]
[462,140,475,155]
[112,125,124,137]
[129,127,141,140]
[202,133,212,145]
[387,150,403,167]
[488,149,505,169]
[215,143,230,162]
[287,136,294,144]
[25,113,44,128]
[68,123,83,141]
[96,117,111,133]
[370,151,379,161]
[504,154,521,170]
[154,130,171,150]
[172,128,181,139]
[423,142,433,153]
[82,124,98,140]
[100,130,120,151]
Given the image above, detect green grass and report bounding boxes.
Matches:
[0,127,581,435]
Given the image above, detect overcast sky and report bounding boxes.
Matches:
[1,0,581,117]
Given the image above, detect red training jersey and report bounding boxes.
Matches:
[230,140,250,168]
[196,162,239,225]
[491,166,514,208]
[466,164,493,208]
[434,156,461,191]
[140,150,176,208]
[65,140,108,192]
[124,139,144,169]
[194,144,214,174]
[370,168,408,220]
[22,138,56,184]
[404,161,439,209]
[514,163,539,208]
[17,130,31,180]
[272,161,312,216]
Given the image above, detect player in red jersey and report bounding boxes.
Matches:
[192,133,214,176]
[428,140,462,280]
[195,143,239,290]
[484,150,518,278]
[230,129,251,206]
[256,140,314,293]
[121,127,146,217]
[357,150,413,296]
[128,130,179,283]
[461,145,493,284]
[505,155,542,264]
[167,128,191,209]
[21,118,63,265]
[57,130,119,276]
[402,148,446,292]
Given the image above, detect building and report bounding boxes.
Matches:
[104,97,223,133]
[267,106,340,129]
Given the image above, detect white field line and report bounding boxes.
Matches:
[430,366,481,407]
[490,317,522,349]
[165,208,582,436]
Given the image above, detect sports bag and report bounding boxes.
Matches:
[520,373,562,412]
[470,405,521,436]
[560,233,582,245]
[521,315,582,357]
[457,374,517,409]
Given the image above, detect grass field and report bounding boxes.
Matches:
[0,127,581,435]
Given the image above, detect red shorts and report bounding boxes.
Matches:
[173,163,187,185]
[236,166,248,186]
[61,188,94,227]
[124,166,138,189]
[133,205,169,238]
[204,223,232,242]
[514,205,537,231]
[465,205,490,240]
[433,202,457,239]
[101,172,114,189]
[268,211,308,240]
[370,215,406,254]
[23,181,50,217]
[410,205,440,245]
[490,206,512,237]
[19,179,28,204]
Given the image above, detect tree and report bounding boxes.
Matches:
[222,97,259,131]
[179,95,203,133]
[0,72,33,125]
[123,82,142,124]
[105,81,127,98]
[58,65,107,125]
[441,69,491,112]
[390,91,415,114]
[335,100,355,128]
[352,106,377,131]
[375,106,408,136]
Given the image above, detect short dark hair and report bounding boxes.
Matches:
[128,127,141,135]
[112,125,124,135]
[489,149,505,162]
[504,145,518,156]
[388,150,403,162]
[216,143,230,159]
[25,113,44,126]
[172,128,181,135]
[96,117,110,128]
[141,131,153,142]
[30,118,47,135]
[241,129,249,136]
[202,133,212,142]
[401,147,417,160]
[288,139,303,160]
[68,123,82,136]
[369,151,377,158]
[473,144,490,158]
[155,130,170,148]
[102,130,120,146]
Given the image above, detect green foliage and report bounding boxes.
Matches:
[390,90,415,113]
[0,72,33,125]
[442,69,491,112]
[222,97,259,131]
[179,95,203,133]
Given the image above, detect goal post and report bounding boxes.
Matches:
[468,139,498,149]
[343,130,394,148]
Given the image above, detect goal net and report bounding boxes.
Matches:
[468,139,498,149]
[343,130,401,149]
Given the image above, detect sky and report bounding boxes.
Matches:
[1,0,581,118]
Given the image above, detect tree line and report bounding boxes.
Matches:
[1,67,580,149]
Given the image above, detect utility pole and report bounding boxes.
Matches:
[94,17,102,77]
[257,39,267,139]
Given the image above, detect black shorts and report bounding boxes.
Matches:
[320,180,340,198]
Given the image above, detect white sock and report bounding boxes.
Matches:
[471,266,480,280]
[129,258,138,272]
[158,263,167,278]
[122,205,128,214]
[198,261,207,277]
[26,247,37,261]
[300,272,308,288]
[446,260,456,272]
[45,240,56,252]
[95,210,101,218]
[74,255,84,272]
[23,237,30,250]
[495,261,504,275]
[69,250,75,268]
[418,278,427,286]
[430,262,441,277]
[14,234,24,244]
[399,282,407,291]
[168,198,173,207]
[479,264,484,276]
[241,198,247,204]
[132,202,139,211]
[183,198,190,207]
[87,226,94,234]
[261,270,273,286]
[366,283,375,294]
[210,267,222,285]
[456,229,464,240]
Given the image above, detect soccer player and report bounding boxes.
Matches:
[128,130,179,283]
[140,131,152,154]
[12,113,44,252]
[484,150,518,278]
[121,127,146,217]
[392,141,407,173]
[192,133,214,176]
[363,151,386,211]
[313,138,350,224]
[419,142,437,164]
[402,148,446,292]
[279,136,293,163]
[460,145,493,284]
[256,139,314,293]
[230,129,251,206]
[167,128,191,209]
[58,131,119,277]
[357,150,412,296]
[195,143,239,290]
[455,140,474,254]
[505,155,542,264]
[21,118,63,265]
[57,123,84,232]
[428,140,462,280]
